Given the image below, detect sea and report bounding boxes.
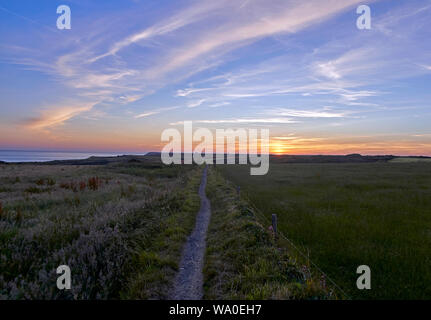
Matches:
[0,150,146,163]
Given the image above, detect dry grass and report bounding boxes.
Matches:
[0,162,198,299]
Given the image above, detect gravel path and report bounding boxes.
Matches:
[170,166,211,300]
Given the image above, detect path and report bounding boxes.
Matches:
[170,166,211,300]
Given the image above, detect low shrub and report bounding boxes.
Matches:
[88,177,102,191]
[25,187,44,194]
[79,181,86,191]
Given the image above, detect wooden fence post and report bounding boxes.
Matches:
[272,214,278,239]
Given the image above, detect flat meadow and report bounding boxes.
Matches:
[218,162,431,299]
[2,157,430,300]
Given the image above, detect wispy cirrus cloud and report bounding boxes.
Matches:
[269,108,347,118]
[134,111,158,119]
[173,0,430,115]
[187,99,207,108]
[23,102,99,130]
[134,106,180,119]
[88,0,232,63]
[2,0,431,156]
[170,118,298,126]
[4,0,367,130]
[143,0,365,78]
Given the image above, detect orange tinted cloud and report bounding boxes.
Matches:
[23,102,97,130]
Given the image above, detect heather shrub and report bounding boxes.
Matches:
[25,187,48,194]
[88,177,101,191]
[0,163,195,299]
[15,208,23,223]
[60,182,69,189]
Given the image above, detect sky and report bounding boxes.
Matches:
[0,0,430,155]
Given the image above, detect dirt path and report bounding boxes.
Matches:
[170,166,211,300]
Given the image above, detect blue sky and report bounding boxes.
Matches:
[0,0,430,154]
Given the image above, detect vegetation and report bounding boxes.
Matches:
[204,167,331,299]
[0,161,199,299]
[121,167,202,299]
[389,157,431,163]
[3,156,429,300]
[217,162,431,299]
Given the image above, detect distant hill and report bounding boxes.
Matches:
[133,153,401,163]
[270,154,397,163]
[88,153,431,164]
[4,153,430,165]
[145,152,163,157]
[5,155,160,165]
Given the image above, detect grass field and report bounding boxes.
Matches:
[0,159,331,300]
[2,158,429,300]
[218,162,431,299]
[389,157,431,163]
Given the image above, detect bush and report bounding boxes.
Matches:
[15,208,23,223]
[88,177,102,191]
[60,182,77,192]
[79,181,86,191]
[60,182,70,189]
[25,187,44,194]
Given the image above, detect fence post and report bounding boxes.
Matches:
[272,214,278,239]
[236,186,240,198]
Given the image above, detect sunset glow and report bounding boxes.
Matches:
[1,0,430,155]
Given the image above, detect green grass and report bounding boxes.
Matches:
[204,167,331,299]
[217,162,431,299]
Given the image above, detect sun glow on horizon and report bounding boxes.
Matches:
[1,1,431,155]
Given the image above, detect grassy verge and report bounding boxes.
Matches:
[121,167,202,299]
[203,167,332,299]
